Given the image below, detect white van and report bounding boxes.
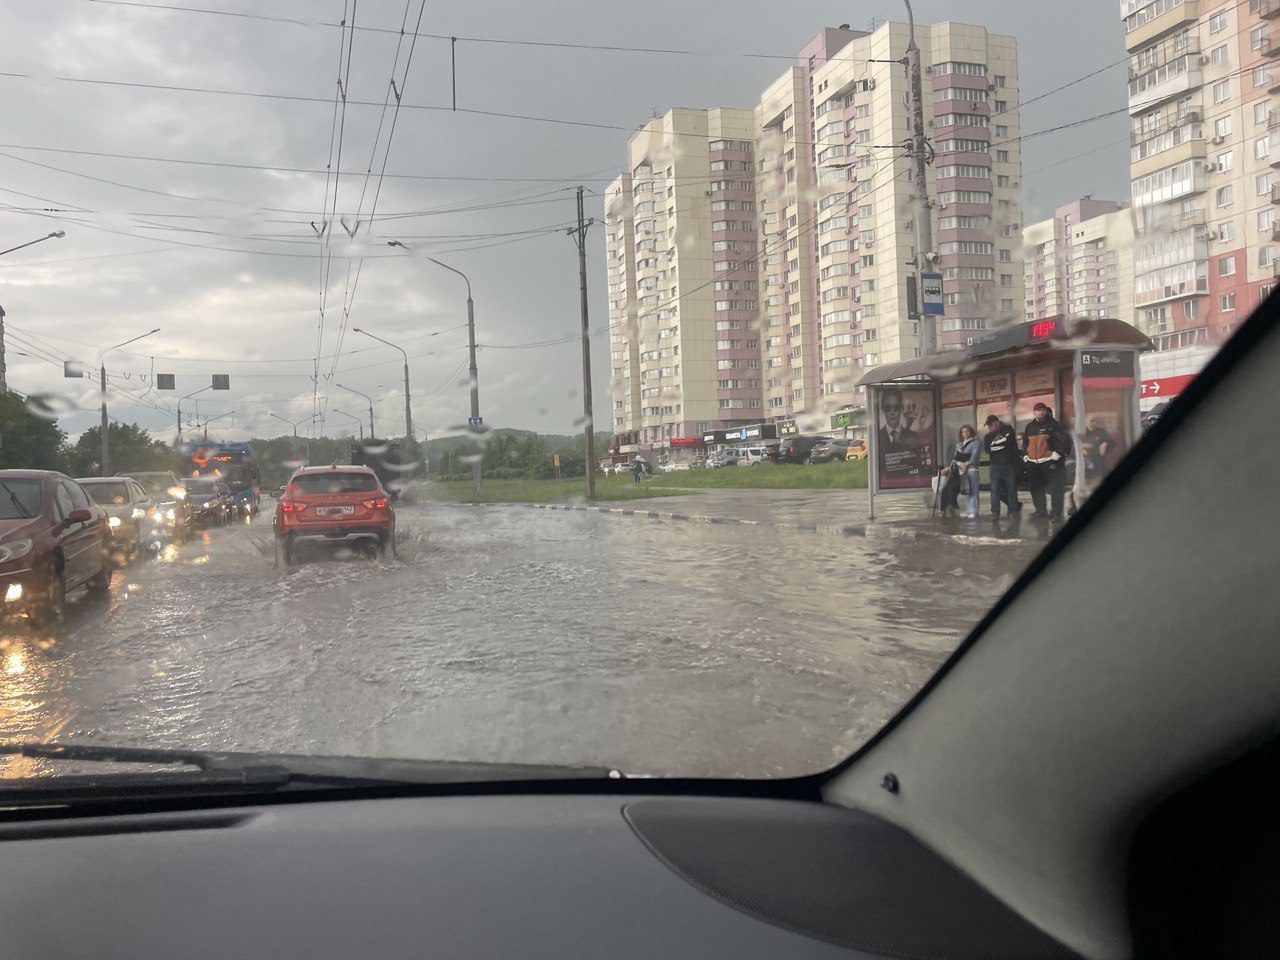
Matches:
[739,447,771,465]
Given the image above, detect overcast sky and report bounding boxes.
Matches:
[0,0,1128,443]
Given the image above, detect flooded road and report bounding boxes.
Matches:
[1,504,1038,778]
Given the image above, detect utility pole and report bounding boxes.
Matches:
[903,0,937,356]
[0,304,7,393]
[100,328,160,475]
[570,186,597,499]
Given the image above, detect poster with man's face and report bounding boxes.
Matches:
[876,386,937,489]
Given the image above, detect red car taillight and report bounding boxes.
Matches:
[363,498,388,509]
[280,500,305,513]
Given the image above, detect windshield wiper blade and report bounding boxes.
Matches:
[0,481,33,519]
[0,741,614,797]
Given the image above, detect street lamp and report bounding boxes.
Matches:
[0,231,65,259]
[352,327,412,440]
[387,239,480,497]
[177,385,211,443]
[99,328,161,475]
[336,383,375,438]
[196,410,234,441]
[269,412,319,439]
[330,408,364,439]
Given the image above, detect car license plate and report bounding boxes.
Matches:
[318,505,354,517]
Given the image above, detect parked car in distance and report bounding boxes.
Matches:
[273,465,395,566]
[181,478,234,527]
[122,471,194,540]
[77,476,155,560]
[706,449,739,468]
[777,435,836,464]
[0,469,111,624]
[657,461,691,473]
[808,439,853,464]
[845,438,868,460]
[738,446,772,465]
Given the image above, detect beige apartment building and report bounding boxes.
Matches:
[1124,0,1279,355]
[758,21,1024,429]
[604,108,758,449]
[1023,198,1137,326]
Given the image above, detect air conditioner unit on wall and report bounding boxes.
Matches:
[1198,55,1210,65]
[1212,135,1225,144]
[1203,162,1217,172]
[1205,230,1218,240]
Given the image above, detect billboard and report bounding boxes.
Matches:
[875,385,937,490]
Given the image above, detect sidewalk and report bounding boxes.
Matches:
[507,486,1051,545]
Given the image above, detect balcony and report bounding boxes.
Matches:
[1264,37,1280,59]
[1272,183,1280,203]
[1128,64,1204,115]
[1124,1,1199,53]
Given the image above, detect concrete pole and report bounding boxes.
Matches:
[575,186,597,500]
[904,0,937,356]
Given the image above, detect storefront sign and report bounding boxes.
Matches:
[777,419,799,437]
[1081,350,1136,387]
[975,374,1012,403]
[741,423,777,441]
[670,436,703,448]
[702,432,717,444]
[830,411,856,429]
[1015,366,1056,396]
[940,379,975,409]
[1140,374,1195,398]
[874,385,938,490]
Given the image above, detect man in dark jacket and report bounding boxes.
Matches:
[1021,402,1071,521]
[983,414,1021,518]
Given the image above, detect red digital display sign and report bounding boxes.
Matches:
[670,436,704,447]
[1030,319,1056,339]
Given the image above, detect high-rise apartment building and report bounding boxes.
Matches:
[1023,198,1136,325]
[1124,0,1278,355]
[757,21,1023,426]
[604,108,758,449]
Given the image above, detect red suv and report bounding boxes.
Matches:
[0,470,112,624]
[272,465,396,566]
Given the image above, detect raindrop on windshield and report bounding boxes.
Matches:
[24,393,76,420]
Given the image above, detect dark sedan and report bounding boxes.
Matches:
[807,439,853,464]
[181,478,235,527]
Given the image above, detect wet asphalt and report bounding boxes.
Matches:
[1,502,1038,779]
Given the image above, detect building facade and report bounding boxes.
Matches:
[758,21,1024,430]
[1124,0,1278,356]
[604,108,759,450]
[1023,198,1137,326]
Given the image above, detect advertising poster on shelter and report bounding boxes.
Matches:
[876,386,937,489]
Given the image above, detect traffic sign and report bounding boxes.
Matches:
[211,374,230,390]
[920,272,944,316]
[467,416,483,427]
[156,373,175,390]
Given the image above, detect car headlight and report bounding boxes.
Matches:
[108,516,122,528]
[165,508,176,521]
[132,507,146,519]
[0,538,35,564]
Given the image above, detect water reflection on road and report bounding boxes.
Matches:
[1,504,1037,778]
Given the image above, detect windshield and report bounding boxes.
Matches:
[0,480,42,520]
[0,1,1260,787]
[82,482,130,506]
[291,473,378,494]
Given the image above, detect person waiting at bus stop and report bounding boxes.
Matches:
[983,414,1021,519]
[1021,402,1071,521]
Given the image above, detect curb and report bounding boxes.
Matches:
[474,501,972,543]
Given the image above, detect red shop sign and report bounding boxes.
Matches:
[1140,374,1195,399]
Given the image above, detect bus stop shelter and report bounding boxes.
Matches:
[856,317,1151,519]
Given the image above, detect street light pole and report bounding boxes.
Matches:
[352,327,412,440]
[903,0,938,355]
[269,412,319,440]
[177,385,212,443]
[100,327,160,475]
[337,384,375,438]
[197,411,234,441]
[0,230,65,259]
[330,408,364,439]
[387,239,481,498]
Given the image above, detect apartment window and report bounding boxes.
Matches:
[1210,43,1229,66]
[1217,150,1234,172]
[993,75,1007,88]
[995,100,1008,112]
[1254,65,1272,87]
[1256,101,1270,126]
[1184,300,1197,320]
[1260,245,1275,267]
[1213,80,1231,104]
[995,125,1008,137]
[996,149,1010,163]
[1220,293,1236,312]
[1219,219,1236,241]
[1215,115,1232,138]
[1000,298,1014,311]
[1258,172,1275,195]
[1209,10,1228,32]
[1216,185,1234,207]
[999,248,1012,261]
[1258,137,1271,160]
[1219,255,1236,277]
[1251,26,1269,51]
[1000,274,1013,286]
[997,174,1011,187]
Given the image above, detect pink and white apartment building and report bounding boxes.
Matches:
[1023,198,1137,326]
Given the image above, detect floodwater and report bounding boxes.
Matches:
[1,503,1037,779]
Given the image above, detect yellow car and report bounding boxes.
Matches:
[845,439,868,461]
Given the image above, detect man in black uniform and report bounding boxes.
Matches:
[1021,402,1071,521]
[983,414,1021,518]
